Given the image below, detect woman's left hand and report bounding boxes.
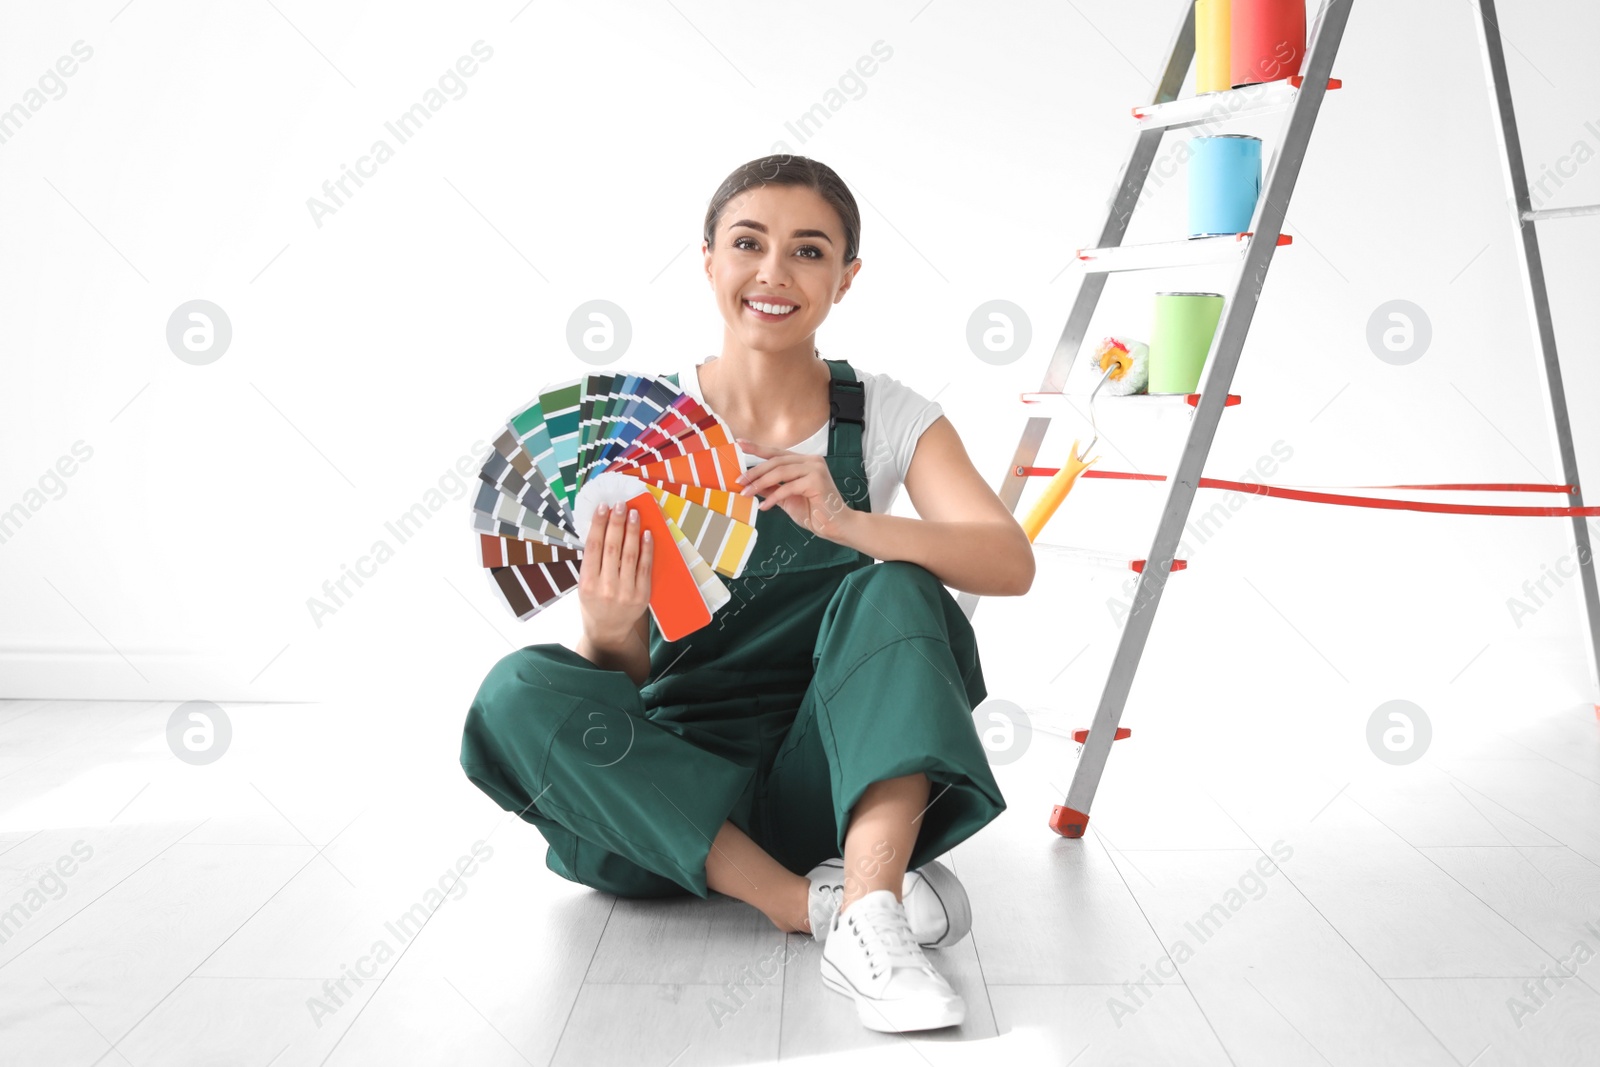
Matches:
[734,438,857,542]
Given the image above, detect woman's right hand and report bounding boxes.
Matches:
[577,500,654,647]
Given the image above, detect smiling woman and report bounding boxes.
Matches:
[460,153,1024,1037]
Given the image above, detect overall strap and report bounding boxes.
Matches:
[823,358,871,514]
[824,358,864,458]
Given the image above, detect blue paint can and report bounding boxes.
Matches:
[1188,135,1263,238]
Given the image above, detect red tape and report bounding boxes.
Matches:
[1018,467,1600,518]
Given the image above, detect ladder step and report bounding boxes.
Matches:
[1070,727,1132,744]
[1523,203,1600,222]
[1075,233,1290,273]
[1021,391,1241,409]
[1032,543,1188,573]
[1131,77,1341,131]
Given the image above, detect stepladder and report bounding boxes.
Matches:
[957,0,1355,839]
[959,0,1600,841]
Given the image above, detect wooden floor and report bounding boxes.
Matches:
[2,696,1599,1066]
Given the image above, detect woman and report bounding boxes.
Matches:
[460,155,1035,1034]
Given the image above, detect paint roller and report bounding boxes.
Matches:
[1091,336,1149,396]
[1022,445,1098,543]
[1020,336,1147,542]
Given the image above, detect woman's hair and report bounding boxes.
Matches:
[703,155,862,266]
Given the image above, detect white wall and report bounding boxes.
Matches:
[2,1,1597,743]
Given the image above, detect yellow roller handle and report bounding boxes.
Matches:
[1021,442,1099,543]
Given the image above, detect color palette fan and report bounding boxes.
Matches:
[471,370,760,641]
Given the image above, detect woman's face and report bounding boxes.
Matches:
[703,183,859,353]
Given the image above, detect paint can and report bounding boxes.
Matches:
[1188,134,1262,237]
[1231,0,1306,87]
[1149,292,1225,394]
[1195,0,1231,94]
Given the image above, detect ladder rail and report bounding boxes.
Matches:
[957,3,1196,620]
[1472,0,1600,690]
[1062,0,1354,829]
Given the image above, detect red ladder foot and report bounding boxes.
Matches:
[1050,805,1090,838]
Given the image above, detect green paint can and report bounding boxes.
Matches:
[1149,292,1225,394]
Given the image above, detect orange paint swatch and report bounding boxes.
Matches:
[628,490,712,641]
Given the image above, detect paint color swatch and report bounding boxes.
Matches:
[472,369,758,637]
[639,482,758,579]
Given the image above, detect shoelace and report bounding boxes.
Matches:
[845,902,924,980]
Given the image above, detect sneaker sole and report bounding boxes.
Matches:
[819,957,966,1033]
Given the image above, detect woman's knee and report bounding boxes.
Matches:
[820,561,983,691]
[841,559,942,595]
[472,644,559,720]
[830,561,957,632]
[474,642,630,718]
[465,645,603,764]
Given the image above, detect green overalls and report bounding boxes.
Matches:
[459,357,1007,899]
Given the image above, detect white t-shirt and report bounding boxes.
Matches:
[676,357,945,514]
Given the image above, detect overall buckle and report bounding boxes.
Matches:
[829,381,864,430]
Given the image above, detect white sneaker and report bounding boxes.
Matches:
[819,888,966,1033]
[805,857,971,948]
